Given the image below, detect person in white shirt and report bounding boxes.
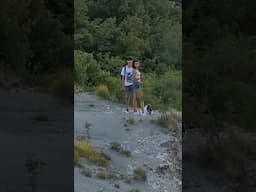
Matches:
[132,60,145,116]
[120,57,134,113]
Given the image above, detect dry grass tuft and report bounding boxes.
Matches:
[95,170,119,180]
[130,189,141,192]
[157,110,181,131]
[95,85,110,99]
[74,139,110,167]
[127,117,135,125]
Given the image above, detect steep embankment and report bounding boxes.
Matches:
[74,93,181,192]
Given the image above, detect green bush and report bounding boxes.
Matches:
[143,70,182,111]
[92,66,123,102]
[74,50,102,87]
[49,70,73,101]
[104,75,122,92]
[96,85,110,99]
[96,53,125,75]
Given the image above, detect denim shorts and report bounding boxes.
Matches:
[132,82,141,90]
[125,85,133,97]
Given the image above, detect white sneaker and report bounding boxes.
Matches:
[141,112,146,116]
[124,109,129,113]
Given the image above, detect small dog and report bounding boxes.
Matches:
[144,104,153,115]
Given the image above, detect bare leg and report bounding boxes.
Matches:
[133,91,138,112]
[126,87,133,111]
[124,87,129,111]
[125,97,129,111]
[140,100,145,113]
[127,95,130,110]
[139,89,145,113]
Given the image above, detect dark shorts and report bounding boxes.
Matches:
[125,85,133,97]
[132,82,141,90]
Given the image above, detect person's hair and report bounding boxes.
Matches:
[132,59,140,69]
[127,56,133,61]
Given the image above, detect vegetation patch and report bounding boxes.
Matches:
[96,171,107,179]
[133,166,147,181]
[156,110,181,131]
[95,85,110,99]
[156,113,170,128]
[110,142,132,157]
[96,170,119,180]
[110,142,122,152]
[121,149,132,157]
[74,149,80,166]
[127,117,135,125]
[81,167,92,177]
[74,139,110,167]
[107,171,120,180]
[130,189,141,192]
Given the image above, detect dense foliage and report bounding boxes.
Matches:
[0,0,73,87]
[183,0,256,184]
[75,0,182,110]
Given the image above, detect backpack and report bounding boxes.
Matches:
[120,63,127,80]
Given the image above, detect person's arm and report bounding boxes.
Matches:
[120,67,125,86]
[132,69,137,82]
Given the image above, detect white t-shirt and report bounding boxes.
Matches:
[134,69,141,82]
[121,66,133,86]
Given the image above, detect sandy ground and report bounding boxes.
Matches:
[74,93,182,192]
